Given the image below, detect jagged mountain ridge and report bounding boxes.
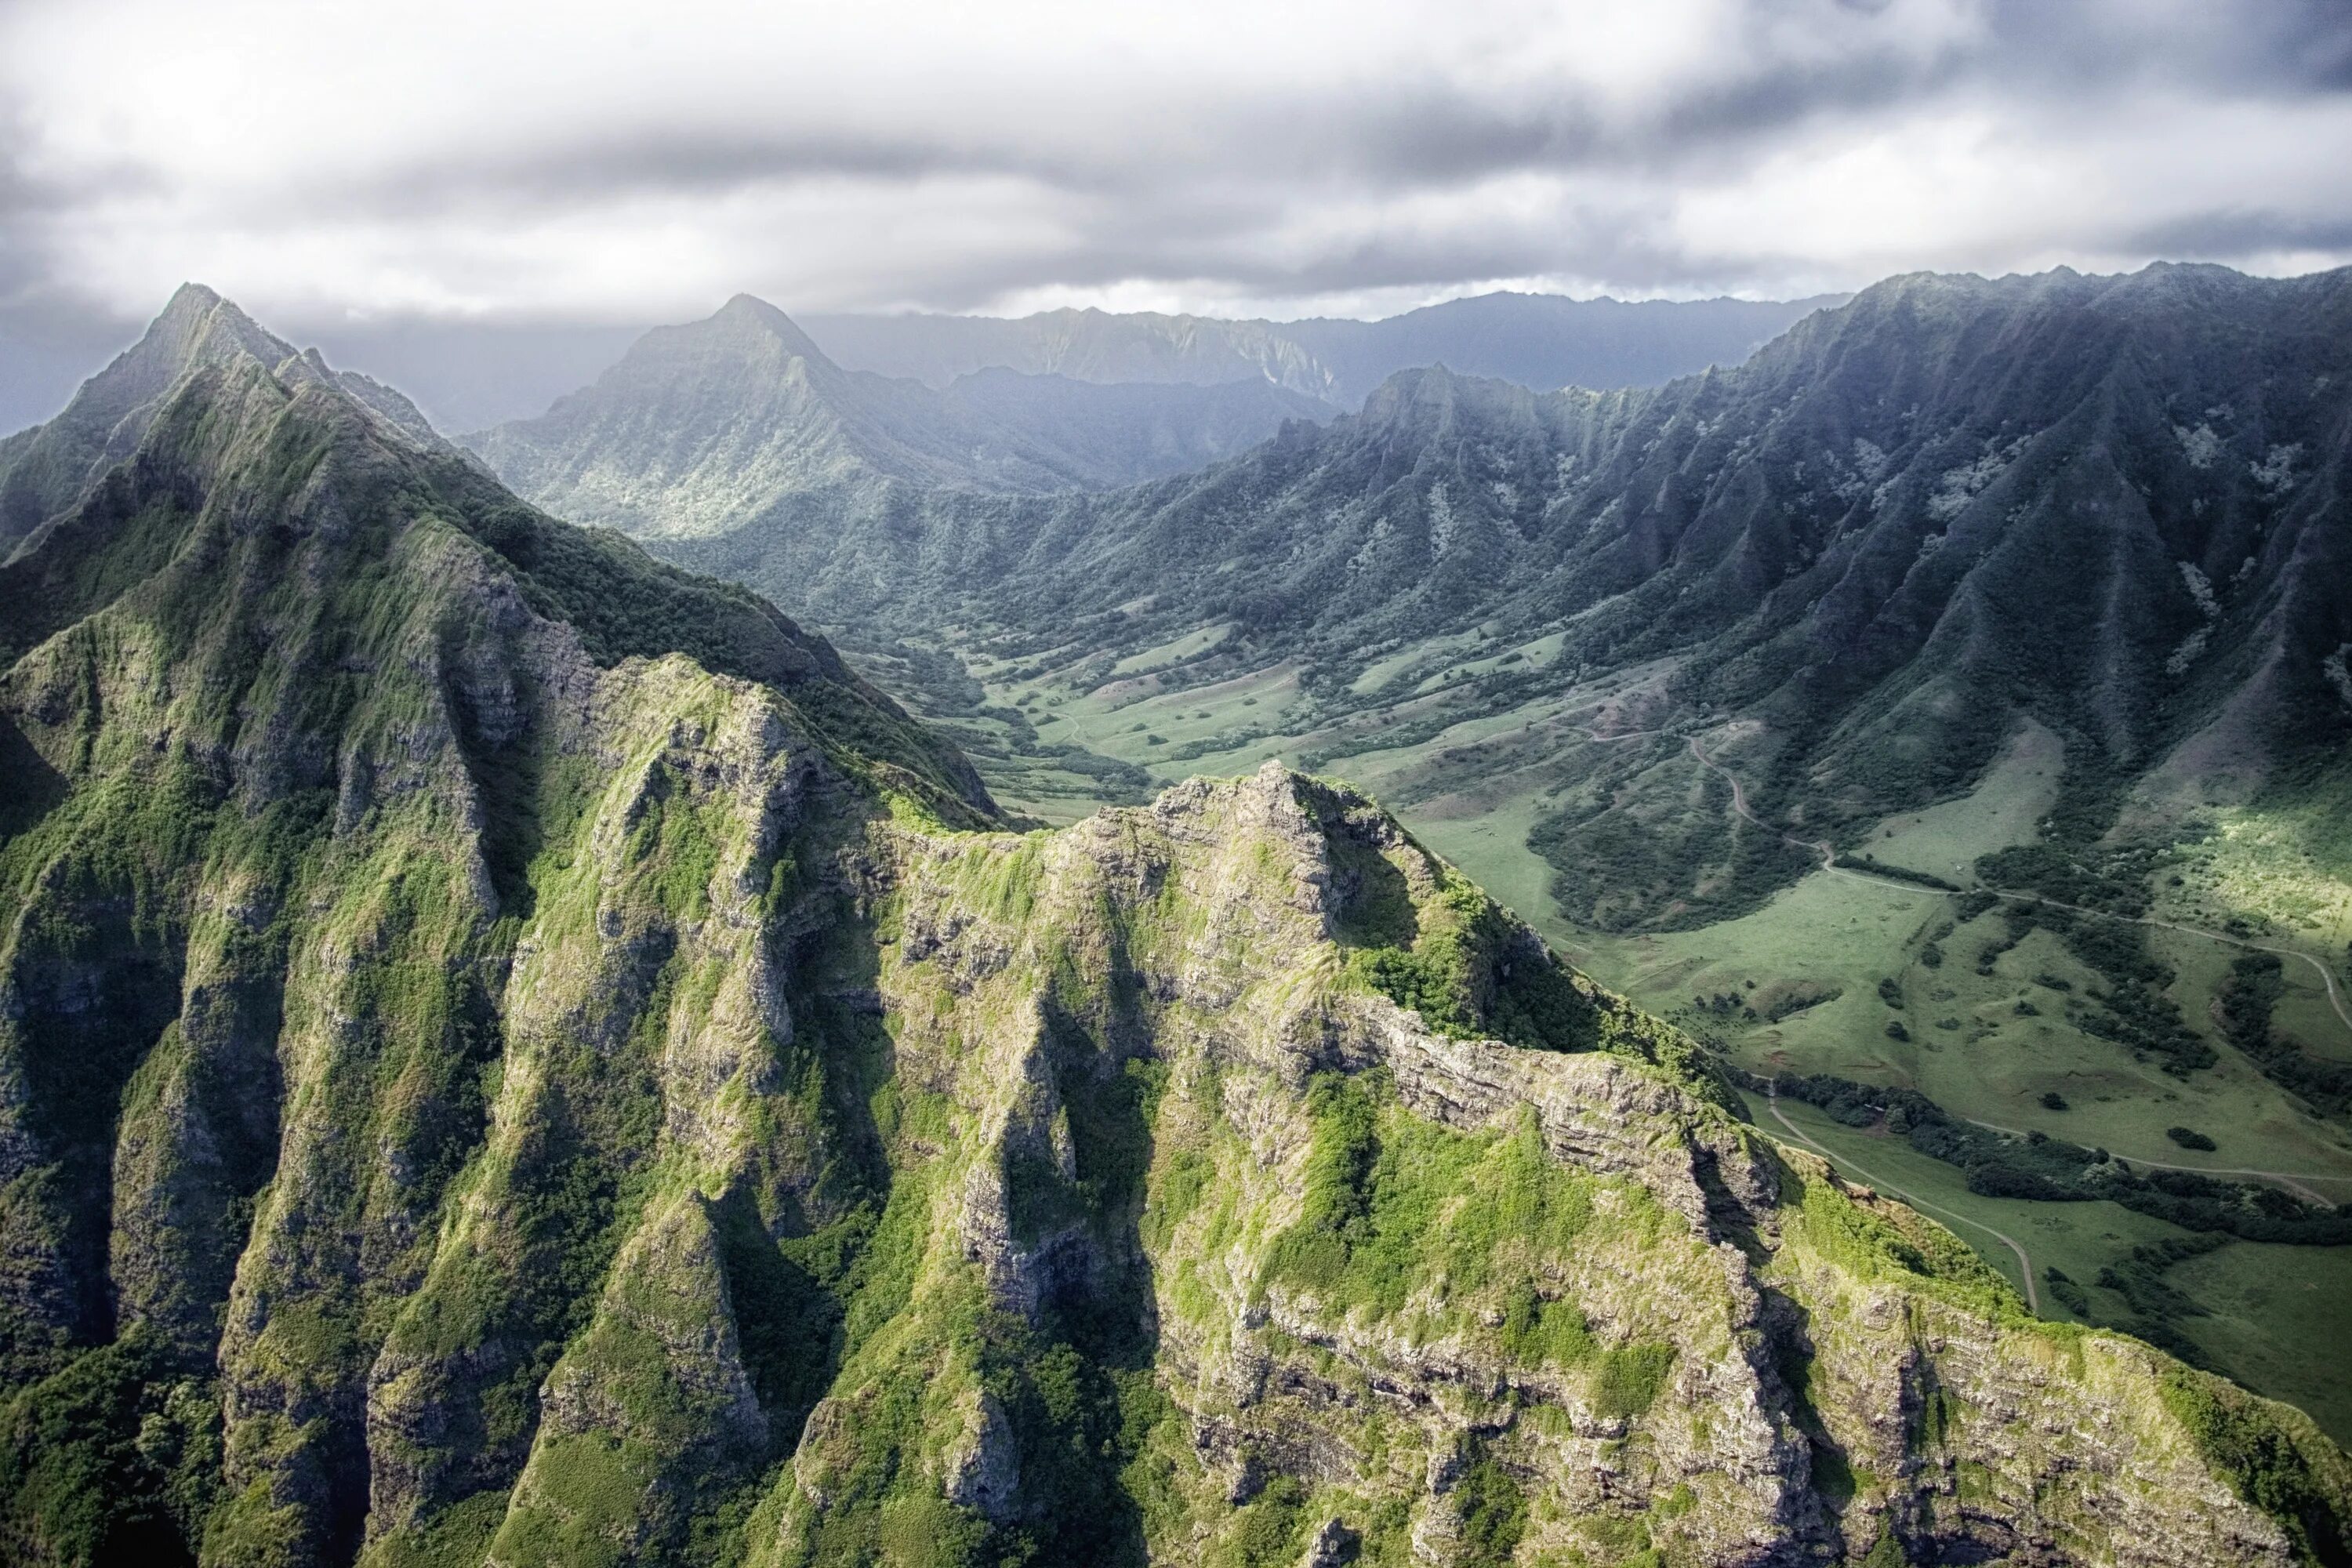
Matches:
[0,289,1831,445]
[800,290,1846,406]
[2,289,2347,1566]
[0,284,443,556]
[463,294,1334,538]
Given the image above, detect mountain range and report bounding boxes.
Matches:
[608,264,2352,924]
[0,286,441,557]
[3,285,2347,1566]
[800,291,1845,407]
[0,288,1836,445]
[478,260,2352,1445]
[465,295,1334,537]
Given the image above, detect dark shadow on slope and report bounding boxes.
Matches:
[6,904,185,1358]
[985,941,1165,1568]
[438,626,550,927]
[707,898,906,1497]
[0,1329,206,1564]
[0,715,67,841]
[1325,830,1419,951]
[0,477,203,668]
[1759,1287,1859,1542]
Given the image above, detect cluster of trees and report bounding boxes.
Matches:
[2045,1235,2230,1364]
[2217,953,2352,1119]
[1834,853,1959,891]
[1758,1071,2352,1245]
[1944,877,2215,1076]
[1530,776,1813,934]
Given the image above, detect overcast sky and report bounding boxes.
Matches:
[3,0,2349,348]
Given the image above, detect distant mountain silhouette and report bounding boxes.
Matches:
[802,290,1844,405]
[465,294,1334,536]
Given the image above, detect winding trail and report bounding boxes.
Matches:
[1676,729,2352,1208]
[1764,1087,2040,1312]
[1976,894,2352,1041]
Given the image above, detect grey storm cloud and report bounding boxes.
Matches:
[0,0,2348,339]
[2126,209,2352,261]
[216,0,2350,212]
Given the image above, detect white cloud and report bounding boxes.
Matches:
[0,0,2346,325]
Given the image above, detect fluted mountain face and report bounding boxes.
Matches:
[2,290,2349,1568]
[667,263,2352,920]
[800,292,1843,406]
[464,296,1333,537]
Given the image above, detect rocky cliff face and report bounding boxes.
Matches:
[0,294,2347,1568]
[755,766,2350,1568]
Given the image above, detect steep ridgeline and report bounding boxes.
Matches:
[0,286,985,1563]
[3,297,2347,1568]
[800,291,1844,405]
[464,295,1333,536]
[0,285,439,556]
[666,263,2352,927]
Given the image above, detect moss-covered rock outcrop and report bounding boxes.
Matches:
[1,294,2347,1567]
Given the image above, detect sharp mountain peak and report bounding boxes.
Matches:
[0,284,448,553]
[694,292,836,362]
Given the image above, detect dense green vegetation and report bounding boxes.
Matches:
[1528,764,1819,933]
[2159,1368,2352,1566]
[0,1329,220,1566]
[1448,1454,1526,1567]
[1341,874,1599,1054]
[2219,953,2352,1118]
